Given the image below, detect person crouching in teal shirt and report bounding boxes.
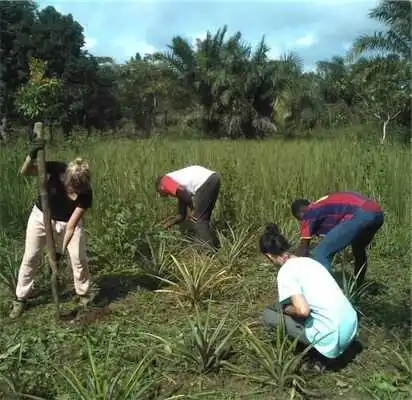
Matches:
[260,224,359,367]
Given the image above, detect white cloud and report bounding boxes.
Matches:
[295,33,317,47]
[112,37,157,61]
[83,37,97,51]
[267,44,282,60]
[303,65,316,73]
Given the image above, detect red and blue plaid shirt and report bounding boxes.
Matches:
[300,192,381,239]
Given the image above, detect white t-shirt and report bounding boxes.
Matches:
[277,257,358,358]
[166,165,215,195]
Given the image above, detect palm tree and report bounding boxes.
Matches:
[350,0,411,59]
[270,52,305,131]
[155,26,280,138]
[348,1,411,142]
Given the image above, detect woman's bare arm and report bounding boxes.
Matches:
[20,155,38,176]
[60,207,86,254]
[283,294,310,318]
[20,141,45,176]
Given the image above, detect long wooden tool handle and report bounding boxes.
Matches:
[34,122,60,319]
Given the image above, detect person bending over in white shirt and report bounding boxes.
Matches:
[155,165,220,248]
[259,223,359,369]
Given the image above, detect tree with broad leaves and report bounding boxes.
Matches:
[348,0,411,142]
[118,55,172,137]
[351,55,410,143]
[30,6,85,77]
[15,57,62,141]
[85,60,122,135]
[29,6,91,137]
[0,0,37,142]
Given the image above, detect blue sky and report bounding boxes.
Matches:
[37,0,383,71]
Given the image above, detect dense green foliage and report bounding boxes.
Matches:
[0,0,410,142]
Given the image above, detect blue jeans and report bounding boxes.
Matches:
[312,209,384,283]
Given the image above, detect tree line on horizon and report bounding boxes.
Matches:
[0,0,410,143]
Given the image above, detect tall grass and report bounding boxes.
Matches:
[1,135,410,246]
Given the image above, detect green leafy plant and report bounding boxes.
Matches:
[223,321,313,396]
[365,332,412,398]
[0,250,20,295]
[138,235,173,279]
[55,335,157,400]
[340,264,373,314]
[0,342,47,400]
[86,203,151,269]
[388,333,412,383]
[154,254,232,307]
[15,58,62,122]
[362,372,408,400]
[216,224,255,270]
[143,302,240,374]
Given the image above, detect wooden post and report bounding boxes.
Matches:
[34,122,60,319]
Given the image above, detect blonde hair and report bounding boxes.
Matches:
[65,158,91,193]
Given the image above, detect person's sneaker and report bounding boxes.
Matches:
[78,295,93,307]
[74,281,99,307]
[313,360,327,372]
[9,300,26,319]
[78,285,99,307]
[300,359,326,374]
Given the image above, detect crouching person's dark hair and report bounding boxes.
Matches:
[291,199,310,220]
[259,224,291,255]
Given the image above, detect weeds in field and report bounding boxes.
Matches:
[0,233,21,295]
[143,302,240,374]
[86,202,151,269]
[55,335,158,400]
[0,252,20,296]
[357,330,412,399]
[154,253,232,307]
[223,322,313,397]
[0,342,47,400]
[385,333,412,392]
[362,372,409,400]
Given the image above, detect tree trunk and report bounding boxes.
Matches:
[380,111,401,145]
[0,115,8,142]
[327,105,332,129]
[47,121,54,144]
[381,118,389,144]
[145,113,153,138]
[34,122,60,319]
[27,122,34,142]
[61,117,73,138]
[133,113,143,137]
[0,82,8,142]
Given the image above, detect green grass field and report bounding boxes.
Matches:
[0,132,411,399]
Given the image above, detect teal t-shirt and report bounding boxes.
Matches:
[277,257,358,358]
